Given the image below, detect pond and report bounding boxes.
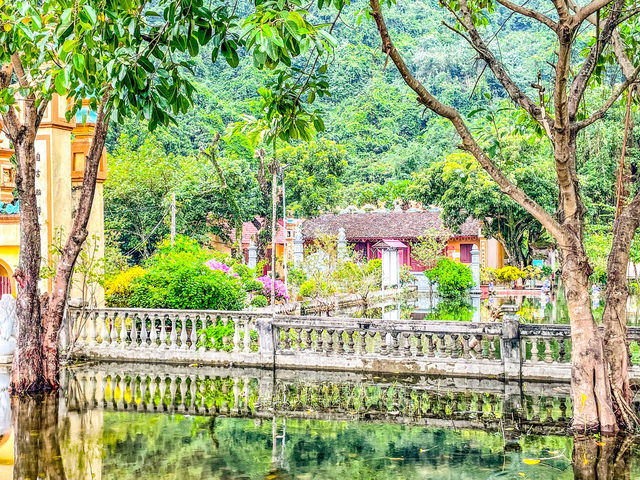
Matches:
[4,364,640,479]
[336,288,640,325]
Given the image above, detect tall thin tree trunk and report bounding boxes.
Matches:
[11,140,46,394]
[41,96,110,388]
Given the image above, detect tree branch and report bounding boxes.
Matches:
[568,0,625,118]
[494,0,558,30]
[456,0,555,138]
[573,64,640,131]
[369,0,565,242]
[574,0,616,24]
[10,54,29,89]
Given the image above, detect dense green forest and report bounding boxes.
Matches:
[103,0,636,266]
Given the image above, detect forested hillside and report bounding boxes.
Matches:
[104,0,635,266]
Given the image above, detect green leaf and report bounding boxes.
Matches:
[54,71,66,95]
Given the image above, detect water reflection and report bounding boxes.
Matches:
[5,364,640,479]
[338,288,640,325]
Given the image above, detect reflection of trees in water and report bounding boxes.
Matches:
[573,435,634,480]
[13,393,66,480]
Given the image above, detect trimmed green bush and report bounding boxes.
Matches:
[425,258,473,299]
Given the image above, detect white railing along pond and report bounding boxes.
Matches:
[66,306,640,381]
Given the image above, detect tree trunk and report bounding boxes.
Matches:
[11,140,47,394]
[573,435,633,480]
[563,248,618,434]
[12,393,66,480]
[41,106,110,388]
[601,195,640,428]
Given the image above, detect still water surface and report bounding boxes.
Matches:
[4,389,638,480]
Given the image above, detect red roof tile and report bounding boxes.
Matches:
[302,211,479,241]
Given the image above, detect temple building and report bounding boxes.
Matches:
[301,209,506,271]
[0,95,107,300]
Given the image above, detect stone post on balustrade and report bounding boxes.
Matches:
[470,244,481,295]
[293,228,304,266]
[501,302,523,450]
[501,304,521,381]
[248,240,258,270]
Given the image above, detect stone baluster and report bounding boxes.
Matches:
[169,315,178,350]
[379,332,389,356]
[99,312,109,345]
[389,332,401,357]
[139,314,149,348]
[416,333,424,357]
[129,314,138,349]
[119,314,128,347]
[436,334,445,358]
[300,329,309,351]
[117,375,126,410]
[489,336,496,360]
[87,312,97,347]
[107,314,117,346]
[222,318,230,351]
[232,378,240,414]
[148,378,158,410]
[531,338,539,363]
[402,332,411,356]
[544,339,553,363]
[450,334,459,359]
[190,316,198,351]
[199,315,209,352]
[462,334,471,359]
[177,377,187,412]
[159,315,168,349]
[558,337,567,362]
[243,318,251,352]
[335,330,345,354]
[109,375,118,408]
[180,316,189,350]
[149,314,158,348]
[139,376,148,411]
[188,376,197,413]
[326,329,335,354]
[283,328,292,351]
[233,316,241,353]
[168,375,177,410]
[159,378,168,411]
[347,330,355,354]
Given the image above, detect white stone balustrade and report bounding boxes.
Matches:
[67,307,640,382]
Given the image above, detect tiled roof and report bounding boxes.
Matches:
[302,211,479,241]
[241,218,286,245]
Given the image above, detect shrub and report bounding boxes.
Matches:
[425,258,473,299]
[494,266,526,284]
[299,280,317,298]
[125,236,246,310]
[250,294,269,307]
[104,266,146,307]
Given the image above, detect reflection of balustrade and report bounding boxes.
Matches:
[65,363,640,437]
[67,307,640,381]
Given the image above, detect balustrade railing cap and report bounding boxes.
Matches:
[500,304,519,314]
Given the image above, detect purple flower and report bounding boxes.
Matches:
[256,275,290,302]
[205,259,239,277]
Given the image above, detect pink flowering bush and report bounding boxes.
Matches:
[256,275,289,302]
[205,259,239,278]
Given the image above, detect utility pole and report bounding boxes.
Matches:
[170,192,176,246]
[281,165,289,295]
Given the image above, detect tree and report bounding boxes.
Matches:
[0,0,332,393]
[367,0,640,432]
